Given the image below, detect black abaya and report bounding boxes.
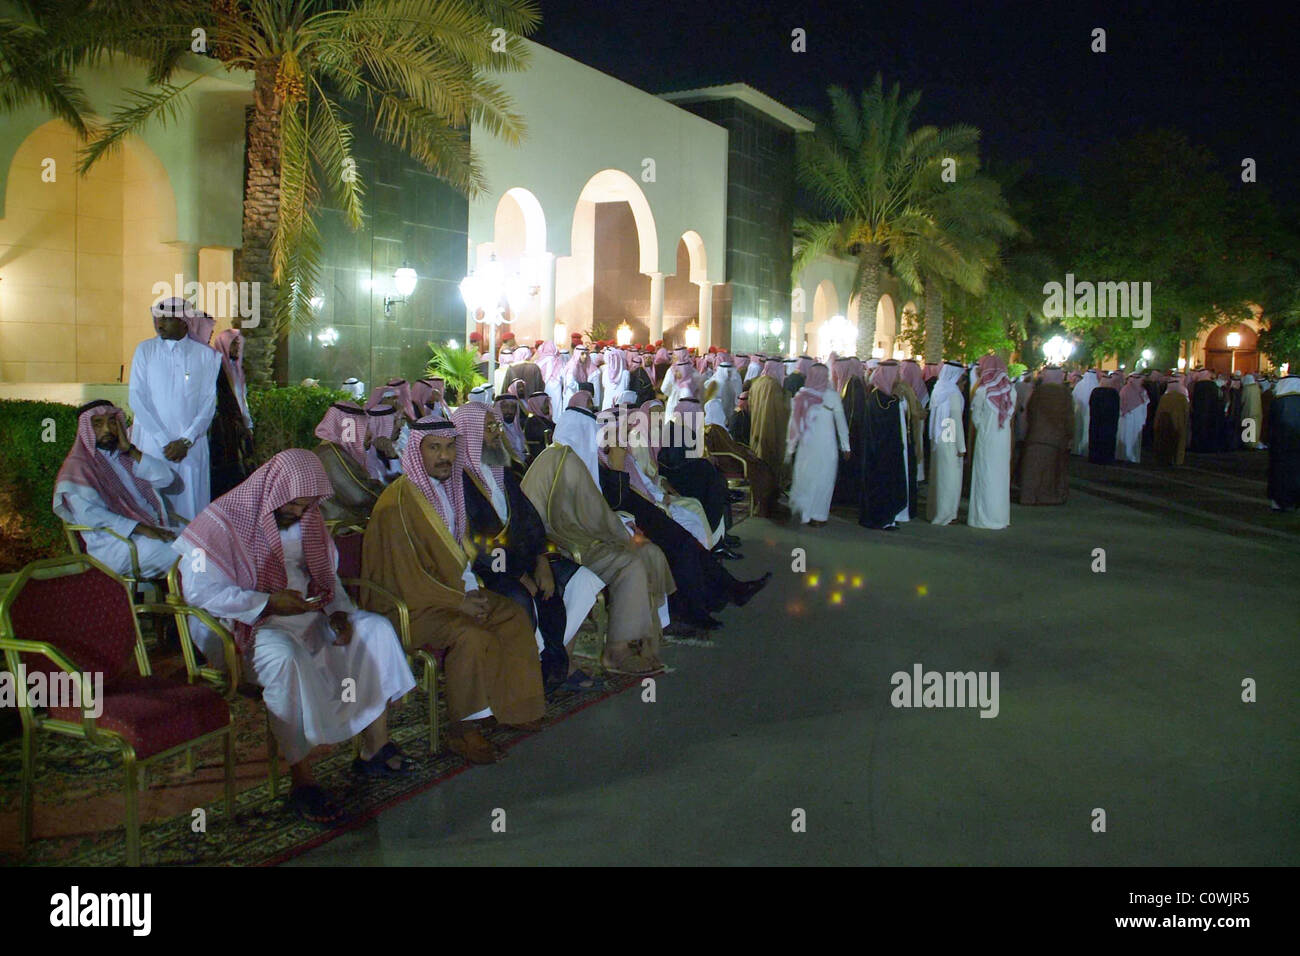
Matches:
[857,387,908,529]
[1088,388,1120,464]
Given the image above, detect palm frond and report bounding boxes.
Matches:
[77,77,199,173]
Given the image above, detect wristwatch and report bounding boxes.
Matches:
[181,438,194,448]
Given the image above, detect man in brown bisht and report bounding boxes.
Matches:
[362,417,545,765]
[747,360,790,484]
[312,402,386,525]
[1153,374,1190,466]
[521,405,674,676]
[702,397,778,517]
[1016,366,1074,505]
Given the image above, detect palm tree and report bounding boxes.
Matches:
[1,0,540,386]
[794,76,1014,361]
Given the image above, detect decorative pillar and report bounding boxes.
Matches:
[698,280,714,351]
[792,295,807,357]
[539,252,556,344]
[648,272,666,343]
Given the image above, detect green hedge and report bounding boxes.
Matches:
[0,387,350,572]
[0,399,81,567]
[247,385,352,464]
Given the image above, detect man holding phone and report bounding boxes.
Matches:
[175,450,417,825]
[53,400,182,578]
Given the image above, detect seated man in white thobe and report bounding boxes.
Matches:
[53,400,181,578]
[174,450,417,825]
[129,297,222,520]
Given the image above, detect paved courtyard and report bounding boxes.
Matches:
[289,453,1299,866]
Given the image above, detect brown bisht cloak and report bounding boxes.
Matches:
[313,441,385,525]
[1016,382,1073,505]
[521,444,674,654]
[747,375,789,484]
[361,475,544,724]
[1153,391,1189,466]
[705,423,778,517]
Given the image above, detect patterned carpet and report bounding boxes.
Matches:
[0,636,638,867]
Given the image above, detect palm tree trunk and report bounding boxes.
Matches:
[237,62,282,389]
[854,246,882,359]
[923,280,944,363]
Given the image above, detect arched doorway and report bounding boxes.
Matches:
[877,295,898,357]
[560,169,658,345]
[480,187,549,343]
[0,119,181,383]
[1204,323,1259,375]
[811,280,843,359]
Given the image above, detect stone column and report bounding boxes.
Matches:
[648,272,666,343]
[698,280,714,351]
[539,252,556,344]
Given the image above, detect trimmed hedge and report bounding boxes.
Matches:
[0,399,81,568]
[0,387,350,572]
[247,386,351,463]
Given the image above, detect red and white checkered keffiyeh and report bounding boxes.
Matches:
[400,418,467,541]
[213,329,245,392]
[535,341,564,385]
[451,402,505,494]
[314,402,369,469]
[976,354,1015,428]
[53,402,167,528]
[602,347,627,390]
[494,397,528,460]
[181,449,336,653]
[789,364,831,447]
[870,361,901,396]
[524,391,552,420]
[761,360,785,385]
[365,404,397,441]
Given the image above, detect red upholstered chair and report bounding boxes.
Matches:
[333,531,442,754]
[0,555,234,866]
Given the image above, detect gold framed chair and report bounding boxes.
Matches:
[0,555,235,867]
[706,449,755,521]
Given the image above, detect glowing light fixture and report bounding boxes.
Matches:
[684,323,701,350]
[1042,335,1074,365]
[1226,331,1242,348]
[553,321,569,346]
[770,317,784,337]
[309,295,324,311]
[1177,357,1187,370]
[616,322,633,346]
[447,338,459,349]
[316,327,339,346]
[386,262,418,314]
[1141,348,1154,361]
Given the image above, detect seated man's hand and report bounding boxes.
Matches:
[459,589,490,623]
[265,589,319,616]
[163,439,190,461]
[373,436,398,459]
[136,524,176,542]
[329,611,353,646]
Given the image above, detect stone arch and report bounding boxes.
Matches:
[0,119,182,382]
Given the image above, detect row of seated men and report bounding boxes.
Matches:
[51,385,767,825]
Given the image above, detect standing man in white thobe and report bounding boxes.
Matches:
[927,362,967,525]
[785,363,850,526]
[968,355,1014,530]
[128,297,221,521]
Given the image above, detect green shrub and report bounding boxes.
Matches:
[0,400,81,569]
[248,385,352,463]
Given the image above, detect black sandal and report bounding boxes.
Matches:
[289,784,346,825]
[352,741,415,776]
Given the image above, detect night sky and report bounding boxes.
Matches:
[533,0,1298,202]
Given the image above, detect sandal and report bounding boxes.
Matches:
[601,649,665,676]
[352,740,415,776]
[560,669,606,692]
[288,784,346,825]
[447,729,505,765]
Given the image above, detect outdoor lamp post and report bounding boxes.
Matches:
[460,254,512,397]
[1226,330,1242,373]
[1043,335,1073,366]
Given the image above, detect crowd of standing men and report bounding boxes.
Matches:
[48,305,1300,823]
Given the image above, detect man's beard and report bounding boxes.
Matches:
[481,441,510,467]
[95,437,117,450]
[274,511,302,529]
